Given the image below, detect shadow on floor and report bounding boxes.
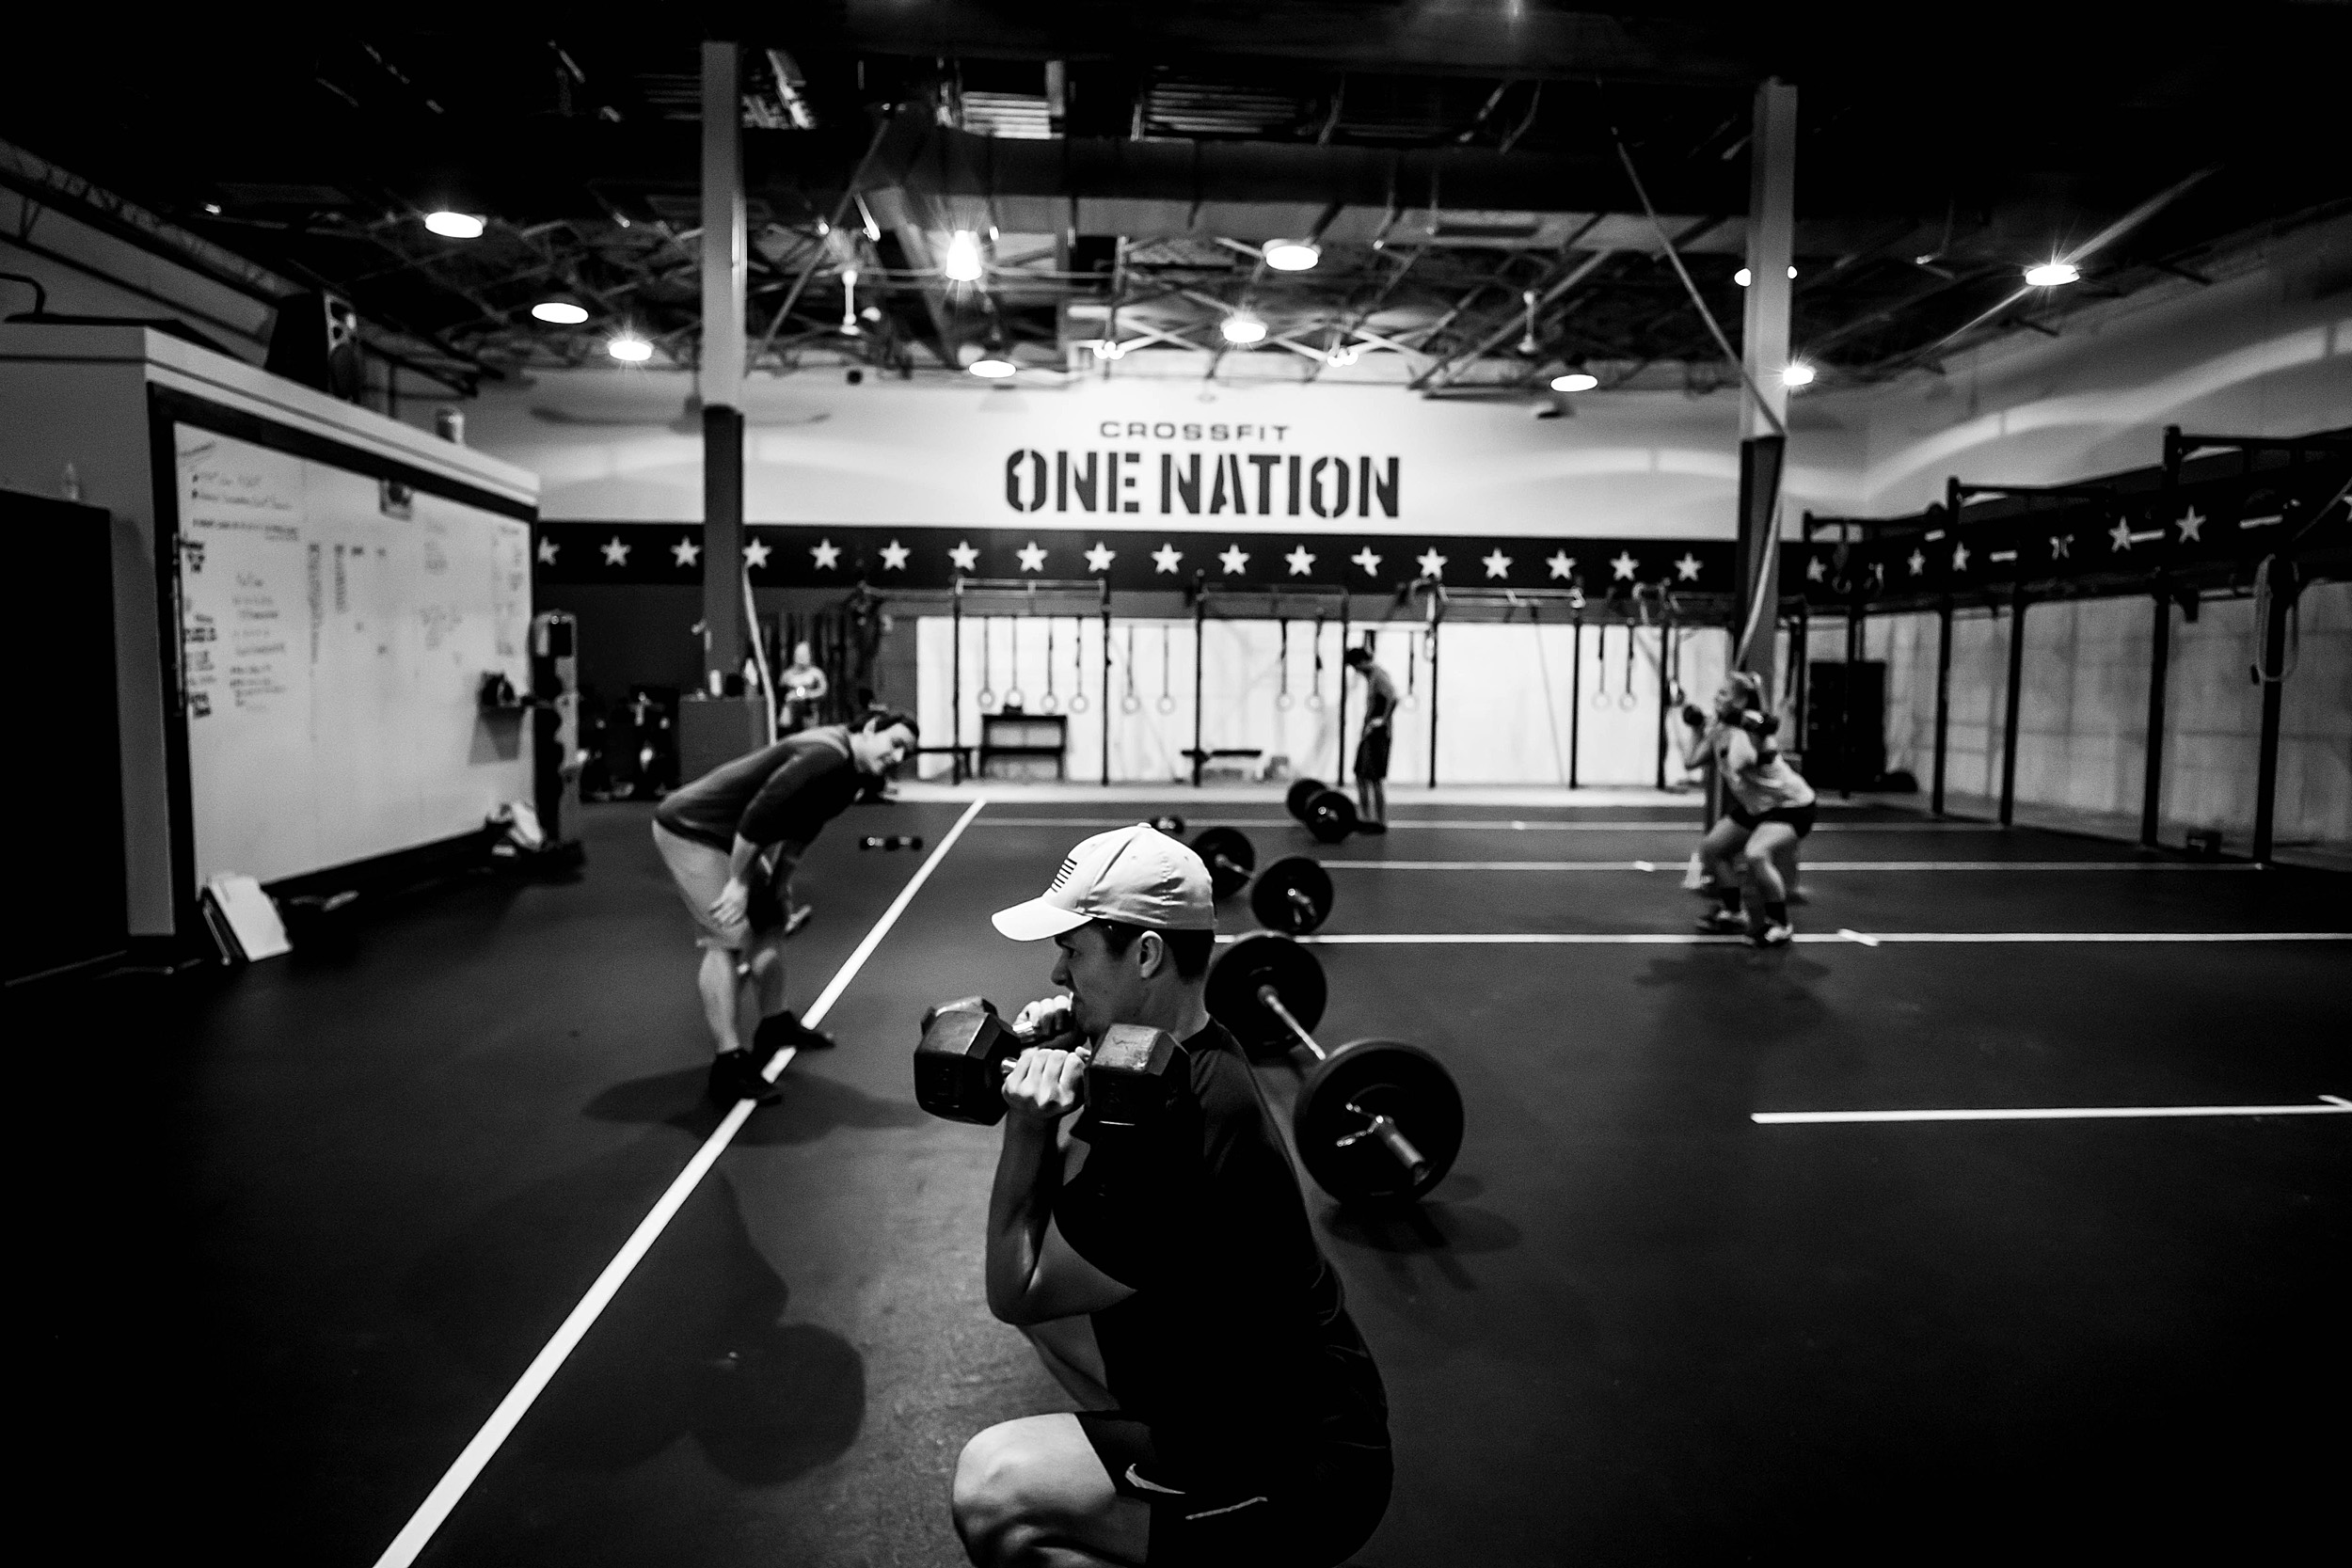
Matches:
[403,1136,866,1485]
[582,1065,929,1147]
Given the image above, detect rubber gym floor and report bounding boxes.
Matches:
[27,794,2347,1566]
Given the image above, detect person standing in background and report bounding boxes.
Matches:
[1343,644,1396,834]
[780,641,829,733]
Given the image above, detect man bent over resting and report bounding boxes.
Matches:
[951,824,1392,1567]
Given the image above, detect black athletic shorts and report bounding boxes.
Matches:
[1354,724,1391,783]
[1725,800,1817,838]
[1075,1411,1391,1568]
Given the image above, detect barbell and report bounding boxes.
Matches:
[1284,778,1360,844]
[1189,825,1336,936]
[1204,933,1464,1207]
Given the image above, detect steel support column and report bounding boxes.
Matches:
[699,40,748,685]
[1931,595,1953,815]
[1998,585,2028,827]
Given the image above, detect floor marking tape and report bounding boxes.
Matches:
[1754,1099,2352,1125]
[976,817,2001,833]
[1231,931,2352,945]
[369,797,990,1568]
[1312,861,2255,872]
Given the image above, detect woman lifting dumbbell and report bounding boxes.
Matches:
[1678,670,1817,946]
[947,823,1391,1568]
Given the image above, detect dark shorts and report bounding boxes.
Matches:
[1353,724,1391,783]
[1724,800,1817,839]
[1075,1412,1391,1568]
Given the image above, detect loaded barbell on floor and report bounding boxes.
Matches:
[912,999,1182,1129]
[1283,778,1360,844]
[1204,934,1464,1207]
[1188,826,1336,935]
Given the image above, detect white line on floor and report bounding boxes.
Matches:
[1754,1097,2352,1125]
[1229,931,2352,945]
[975,817,2003,832]
[1312,860,2257,872]
[369,796,990,1568]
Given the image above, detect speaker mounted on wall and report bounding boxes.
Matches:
[265,289,363,401]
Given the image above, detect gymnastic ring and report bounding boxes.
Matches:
[1121,694,1143,714]
[1276,692,1294,711]
[1155,694,1177,715]
[1004,687,1025,711]
[1069,692,1089,714]
[1038,692,1060,714]
[977,687,996,712]
[1305,692,1324,711]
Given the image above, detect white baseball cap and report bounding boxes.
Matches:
[991,823,1216,942]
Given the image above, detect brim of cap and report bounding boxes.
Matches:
[991,898,1093,942]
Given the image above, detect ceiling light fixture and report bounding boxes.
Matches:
[1734,265,1799,288]
[969,356,1018,378]
[1550,371,1599,392]
[1263,239,1321,272]
[531,301,590,325]
[1780,359,1817,388]
[1326,344,1359,368]
[1219,312,1267,345]
[423,210,485,239]
[1090,339,1127,360]
[2024,260,2081,288]
[943,230,985,282]
[607,334,654,363]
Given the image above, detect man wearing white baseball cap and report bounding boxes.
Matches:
[950,823,1392,1568]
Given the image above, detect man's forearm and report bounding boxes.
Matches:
[727,834,767,882]
[983,1122,1058,1322]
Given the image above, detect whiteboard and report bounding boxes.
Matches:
[174,425,533,885]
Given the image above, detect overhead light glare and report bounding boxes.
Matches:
[1326,344,1359,368]
[1733,265,1799,287]
[531,301,590,325]
[607,335,654,363]
[203,202,222,214]
[1780,359,1817,388]
[943,230,984,282]
[969,357,1018,378]
[423,210,485,239]
[1263,239,1321,272]
[2024,260,2080,288]
[1219,312,1267,345]
[1551,372,1599,392]
[1090,339,1127,360]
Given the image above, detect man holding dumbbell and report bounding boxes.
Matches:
[952,824,1391,1568]
[651,707,916,1103]
[1678,672,1816,946]
[1342,645,1395,834]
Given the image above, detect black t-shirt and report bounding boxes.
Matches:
[653,726,861,850]
[1056,1021,1391,1491]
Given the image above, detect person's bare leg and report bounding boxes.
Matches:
[1022,1317,1118,1411]
[953,1415,1150,1568]
[1775,839,1803,902]
[699,943,746,1055]
[739,930,789,1057]
[1743,822,1797,908]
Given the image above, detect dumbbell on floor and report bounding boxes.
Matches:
[1283,778,1359,845]
[1204,934,1464,1207]
[913,998,1181,1129]
[1190,826,1335,935]
[860,834,926,851]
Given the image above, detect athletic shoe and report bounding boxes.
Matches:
[785,904,815,938]
[1695,908,1748,935]
[1755,921,1795,947]
[708,1050,785,1105]
[755,1010,835,1055]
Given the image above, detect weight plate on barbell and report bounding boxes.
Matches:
[1203,933,1326,1059]
[1249,854,1333,935]
[1294,1037,1464,1207]
[1285,778,1328,821]
[1190,825,1257,899]
[1304,788,1359,844]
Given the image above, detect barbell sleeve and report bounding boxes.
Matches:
[1341,1104,1431,1183]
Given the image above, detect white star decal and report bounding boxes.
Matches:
[2050,534,2072,559]
[1481,548,1512,579]
[1219,543,1250,575]
[1016,540,1049,573]
[879,539,910,571]
[536,536,560,564]
[600,534,631,566]
[811,538,841,570]
[671,536,700,567]
[1351,546,1383,577]
[2107,518,2136,551]
[1806,555,1827,581]
[742,539,771,569]
[1907,548,1926,576]
[1152,543,1184,574]
[1546,551,1576,580]
[1415,547,1448,578]
[1284,545,1316,576]
[947,540,980,572]
[2176,507,2204,543]
[1951,542,1970,572]
[1084,542,1116,573]
[1610,551,1639,580]
[1674,552,1702,581]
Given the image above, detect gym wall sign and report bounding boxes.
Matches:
[1002,444,1404,521]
